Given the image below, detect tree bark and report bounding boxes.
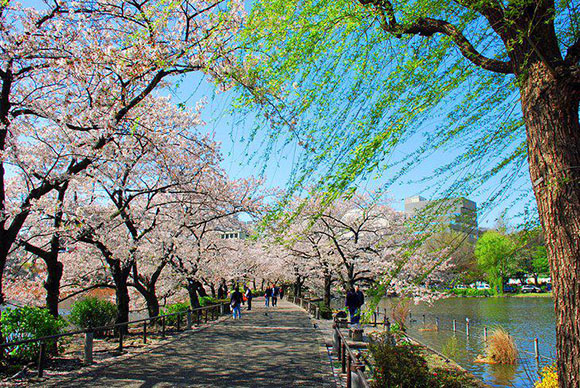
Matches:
[520,61,580,387]
[186,279,207,308]
[323,273,332,308]
[113,270,131,332]
[44,253,63,317]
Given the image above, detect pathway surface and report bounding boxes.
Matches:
[47,299,333,387]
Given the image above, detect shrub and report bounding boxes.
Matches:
[199,296,218,307]
[485,327,518,364]
[162,302,190,326]
[69,297,117,334]
[450,288,493,297]
[315,301,332,319]
[535,364,558,388]
[0,306,66,362]
[370,342,434,388]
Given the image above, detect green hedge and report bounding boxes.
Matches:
[0,306,66,362]
[450,288,493,297]
[69,297,117,334]
[162,302,190,326]
[315,301,333,319]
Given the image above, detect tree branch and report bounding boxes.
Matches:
[360,0,513,74]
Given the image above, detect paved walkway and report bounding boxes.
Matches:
[48,299,333,387]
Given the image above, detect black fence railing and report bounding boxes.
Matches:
[0,302,229,377]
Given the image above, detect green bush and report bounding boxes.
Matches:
[199,296,218,307]
[450,288,492,297]
[0,306,66,362]
[315,301,332,319]
[162,302,190,326]
[69,297,117,333]
[370,342,433,388]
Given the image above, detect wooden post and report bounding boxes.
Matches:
[143,321,147,344]
[465,318,470,336]
[177,313,181,331]
[422,314,426,325]
[341,342,346,374]
[373,312,377,326]
[453,319,456,332]
[162,316,166,338]
[118,325,124,352]
[205,309,208,323]
[196,309,200,324]
[37,342,46,377]
[316,306,320,320]
[534,338,540,362]
[484,327,488,341]
[84,332,94,364]
[187,309,192,330]
[346,354,352,388]
[436,317,440,331]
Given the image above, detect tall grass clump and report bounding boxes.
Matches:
[484,328,518,364]
[391,298,410,330]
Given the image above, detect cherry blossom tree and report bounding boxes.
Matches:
[0,0,245,305]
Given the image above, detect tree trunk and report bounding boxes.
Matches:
[294,274,302,297]
[520,62,580,387]
[323,273,332,308]
[44,254,63,317]
[111,264,131,332]
[186,279,207,308]
[144,291,160,318]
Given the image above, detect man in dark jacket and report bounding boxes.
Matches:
[231,287,243,319]
[355,286,364,309]
[345,288,359,324]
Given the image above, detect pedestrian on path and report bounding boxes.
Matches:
[231,287,243,319]
[356,285,364,310]
[245,285,253,311]
[265,286,272,307]
[345,287,360,325]
[279,286,284,300]
[272,284,279,306]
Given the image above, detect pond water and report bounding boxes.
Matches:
[378,296,556,387]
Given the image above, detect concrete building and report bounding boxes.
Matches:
[404,195,478,242]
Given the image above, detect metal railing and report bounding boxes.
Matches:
[0,302,229,377]
[291,296,321,319]
[334,325,371,388]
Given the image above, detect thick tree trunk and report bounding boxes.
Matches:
[521,62,580,387]
[44,254,63,317]
[186,279,207,308]
[144,291,160,318]
[323,273,332,308]
[294,274,302,297]
[111,265,131,332]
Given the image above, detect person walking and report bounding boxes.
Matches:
[272,285,279,306]
[264,286,272,307]
[345,287,359,325]
[231,287,243,320]
[279,286,285,300]
[245,286,253,311]
[355,285,364,310]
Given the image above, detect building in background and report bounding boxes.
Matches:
[404,195,478,242]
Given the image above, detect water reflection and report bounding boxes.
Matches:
[379,296,555,388]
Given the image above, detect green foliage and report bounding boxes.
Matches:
[370,342,433,388]
[441,336,459,359]
[315,301,333,319]
[199,296,219,307]
[532,246,549,275]
[162,302,190,326]
[0,306,66,362]
[230,0,566,224]
[475,231,515,294]
[450,288,492,297]
[69,297,117,331]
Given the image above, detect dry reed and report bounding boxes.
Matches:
[484,327,518,364]
[391,298,411,329]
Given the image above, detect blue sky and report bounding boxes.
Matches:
[170,72,535,229]
[18,0,537,229]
